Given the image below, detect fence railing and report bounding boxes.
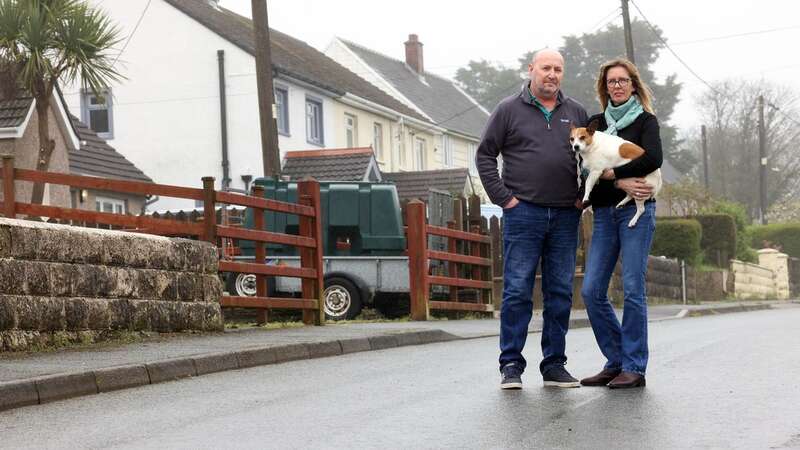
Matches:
[0,155,325,325]
[405,199,494,320]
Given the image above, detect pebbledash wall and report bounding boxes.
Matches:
[0,218,223,352]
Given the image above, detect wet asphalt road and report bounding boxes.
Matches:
[2,307,799,449]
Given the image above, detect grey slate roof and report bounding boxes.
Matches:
[69,116,153,183]
[339,39,489,139]
[0,96,33,128]
[383,168,472,202]
[162,0,427,122]
[281,148,378,182]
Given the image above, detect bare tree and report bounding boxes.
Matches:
[686,80,800,218]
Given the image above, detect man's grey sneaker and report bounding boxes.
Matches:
[542,365,580,388]
[500,363,523,390]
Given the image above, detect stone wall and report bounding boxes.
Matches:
[757,249,790,300]
[729,259,776,300]
[0,218,223,351]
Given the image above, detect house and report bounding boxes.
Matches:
[326,34,490,200]
[0,91,151,214]
[281,147,381,182]
[383,168,475,203]
[64,0,445,210]
[68,115,153,215]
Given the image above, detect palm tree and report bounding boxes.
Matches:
[0,0,123,205]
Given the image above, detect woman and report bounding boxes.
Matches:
[579,58,662,389]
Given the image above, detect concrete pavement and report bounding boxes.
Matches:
[0,300,788,412]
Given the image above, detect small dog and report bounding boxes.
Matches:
[569,120,662,227]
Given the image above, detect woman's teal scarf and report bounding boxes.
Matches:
[604,95,643,135]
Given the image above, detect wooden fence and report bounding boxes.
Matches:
[405,199,494,320]
[0,155,325,325]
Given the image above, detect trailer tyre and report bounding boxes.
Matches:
[225,273,274,297]
[323,276,362,320]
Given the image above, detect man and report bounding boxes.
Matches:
[476,49,588,389]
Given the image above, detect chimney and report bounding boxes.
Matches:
[404,34,424,74]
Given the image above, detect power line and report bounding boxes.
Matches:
[589,7,622,33]
[631,0,800,129]
[111,0,153,69]
[672,25,800,46]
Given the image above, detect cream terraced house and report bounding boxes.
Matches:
[326,34,490,199]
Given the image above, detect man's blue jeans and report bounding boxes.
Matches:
[499,201,581,374]
[581,202,656,376]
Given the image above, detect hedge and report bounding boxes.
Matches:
[749,223,800,258]
[651,219,702,264]
[694,214,737,266]
[658,214,735,266]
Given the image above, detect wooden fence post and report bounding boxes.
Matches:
[490,216,502,314]
[251,185,268,325]
[468,194,481,230]
[202,177,216,244]
[447,220,458,302]
[3,155,15,219]
[298,179,324,326]
[406,200,429,321]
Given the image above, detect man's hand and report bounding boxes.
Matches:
[615,178,654,200]
[600,169,615,180]
[504,197,520,209]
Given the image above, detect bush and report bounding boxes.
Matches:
[694,214,737,266]
[701,200,757,263]
[749,223,800,258]
[651,219,702,265]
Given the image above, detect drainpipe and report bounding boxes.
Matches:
[217,49,231,189]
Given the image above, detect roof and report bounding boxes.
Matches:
[281,147,380,182]
[162,0,428,122]
[383,168,472,202]
[69,116,153,183]
[338,38,489,139]
[0,96,33,128]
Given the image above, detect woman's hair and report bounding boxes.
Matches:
[595,58,654,113]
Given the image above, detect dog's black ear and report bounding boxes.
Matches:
[587,119,599,134]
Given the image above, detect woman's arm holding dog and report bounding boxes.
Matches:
[613,115,663,179]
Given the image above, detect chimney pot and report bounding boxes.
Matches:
[404,34,424,74]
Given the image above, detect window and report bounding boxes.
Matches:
[305,97,324,145]
[275,87,289,135]
[81,89,113,139]
[415,137,427,170]
[468,142,478,176]
[345,113,358,147]
[442,134,453,167]
[95,196,126,214]
[373,123,383,160]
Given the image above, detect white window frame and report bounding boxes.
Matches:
[95,196,126,214]
[345,113,358,147]
[373,122,384,161]
[442,134,454,167]
[81,88,114,139]
[415,137,427,170]
[305,97,324,146]
[275,87,289,136]
[468,142,478,176]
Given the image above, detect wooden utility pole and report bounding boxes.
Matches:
[758,95,768,225]
[621,0,635,63]
[701,125,709,190]
[251,0,281,178]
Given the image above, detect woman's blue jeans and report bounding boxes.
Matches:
[499,201,581,374]
[581,202,656,376]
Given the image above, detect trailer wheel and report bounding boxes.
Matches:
[225,273,274,297]
[323,276,362,320]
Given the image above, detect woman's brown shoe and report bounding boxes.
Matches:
[607,372,646,389]
[580,368,621,386]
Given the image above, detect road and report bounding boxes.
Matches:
[2,307,799,449]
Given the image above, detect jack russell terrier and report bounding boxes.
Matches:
[570,120,662,227]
